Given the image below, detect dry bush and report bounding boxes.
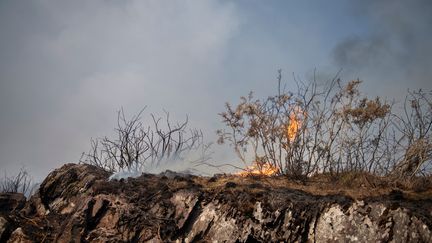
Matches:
[390,90,432,179]
[0,168,32,194]
[81,108,211,172]
[218,71,431,181]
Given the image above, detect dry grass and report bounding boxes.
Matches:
[193,173,432,201]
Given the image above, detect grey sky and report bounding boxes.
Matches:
[1,0,431,180]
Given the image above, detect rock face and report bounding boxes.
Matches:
[1,163,431,242]
[0,193,25,215]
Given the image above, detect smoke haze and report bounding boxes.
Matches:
[333,0,432,96]
[1,0,431,180]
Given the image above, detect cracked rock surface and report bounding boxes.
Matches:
[1,163,431,242]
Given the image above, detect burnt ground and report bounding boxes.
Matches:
[1,164,432,242]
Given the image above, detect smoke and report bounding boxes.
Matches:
[333,0,432,92]
[0,0,239,180]
[1,1,431,180]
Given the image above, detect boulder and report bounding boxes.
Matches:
[0,163,431,242]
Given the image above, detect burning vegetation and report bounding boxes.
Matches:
[236,106,303,177]
[218,70,432,182]
[236,157,280,177]
[287,111,301,143]
[79,70,431,185]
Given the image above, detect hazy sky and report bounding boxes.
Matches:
[1,0,431,180]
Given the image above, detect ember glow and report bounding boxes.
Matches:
[236,161,279,177]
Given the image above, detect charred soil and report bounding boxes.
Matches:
[1,164,431,242]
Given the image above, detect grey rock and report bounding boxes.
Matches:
[0,163,431,242]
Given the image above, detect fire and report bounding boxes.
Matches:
[236,107,303,177]
[236,160,279,177]
[287,108,303,142]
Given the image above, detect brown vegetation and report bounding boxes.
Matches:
[218,71,432,184]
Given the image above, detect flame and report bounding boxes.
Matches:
[287,108,303,142]
[236,107,304,177]
[236,161,279,177]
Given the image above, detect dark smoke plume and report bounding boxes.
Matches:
[333,0,432,89]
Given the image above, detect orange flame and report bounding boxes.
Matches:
[236,161,279,177]
[236,108,303,177]
[287,108,303,142]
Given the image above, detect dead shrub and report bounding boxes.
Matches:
[81,108,211,172]
[0,168,32,195]
[218,71,431,183]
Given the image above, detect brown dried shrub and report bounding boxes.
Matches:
[218,71,431,183]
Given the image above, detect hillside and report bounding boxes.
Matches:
[1,163,431,242]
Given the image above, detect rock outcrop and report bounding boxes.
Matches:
[1,163,431,242]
